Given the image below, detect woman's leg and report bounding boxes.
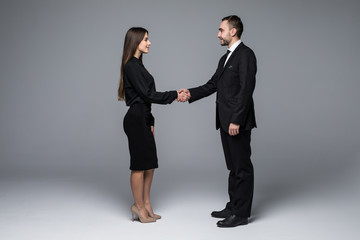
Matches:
[143,168,156,216]
[130,170,151,220]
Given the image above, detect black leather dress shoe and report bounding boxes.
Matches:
[211,208,232,218]
[217,215,248,228]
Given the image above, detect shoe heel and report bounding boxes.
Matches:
[131,210,136,221]
[131,204,156,223]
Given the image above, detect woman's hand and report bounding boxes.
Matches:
[177,89,191,102]
[151,125,155,137]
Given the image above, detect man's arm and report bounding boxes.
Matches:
[178,55,225,103]
[182,68,220,103]
[230,49,257,126]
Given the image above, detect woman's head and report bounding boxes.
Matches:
[123,27,149,60]
[118,27,149,101]
[136,31,151,56]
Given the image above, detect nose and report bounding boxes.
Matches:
[148,41,151,46]
[217,31,221,38]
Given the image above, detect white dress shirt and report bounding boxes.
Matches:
[224,39,242,66]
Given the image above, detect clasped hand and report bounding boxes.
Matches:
[176,89,191,102]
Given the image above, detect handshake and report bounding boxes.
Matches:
[176,89,191,102]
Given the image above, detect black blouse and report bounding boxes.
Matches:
[124,57,177,107]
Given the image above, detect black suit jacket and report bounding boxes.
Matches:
[189,42,257,132]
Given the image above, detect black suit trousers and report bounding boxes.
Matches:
[220,128,254,217]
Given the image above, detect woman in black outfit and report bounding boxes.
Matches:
[118,27,188,223]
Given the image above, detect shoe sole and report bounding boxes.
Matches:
[211,214,232,218]
[217,221,248,228]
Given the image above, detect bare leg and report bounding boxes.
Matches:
[130,170,151,220]
[143,169,156,217]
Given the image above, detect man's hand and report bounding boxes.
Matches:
[228,123,240,136]
[177,89,191,102]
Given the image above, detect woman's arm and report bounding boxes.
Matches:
[125,62,177,104]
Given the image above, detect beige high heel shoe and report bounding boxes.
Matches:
[146,209,161,220]
[150,213,161,220]
[131,205,156,223]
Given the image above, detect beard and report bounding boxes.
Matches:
[220,38,229,46]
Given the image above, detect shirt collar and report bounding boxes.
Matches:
[227,39,241,53]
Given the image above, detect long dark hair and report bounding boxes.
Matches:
[118,27,148,101]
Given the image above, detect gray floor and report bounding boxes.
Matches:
[1,164,359,240]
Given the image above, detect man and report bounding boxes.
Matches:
[179,15,257,227]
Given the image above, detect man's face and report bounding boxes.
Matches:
[217,20,232,46]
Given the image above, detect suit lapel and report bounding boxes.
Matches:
[220,53,228,68]
[219,42,244,76]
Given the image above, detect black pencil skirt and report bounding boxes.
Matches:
[123,103,158,171]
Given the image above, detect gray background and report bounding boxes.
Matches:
[1,0,360,239]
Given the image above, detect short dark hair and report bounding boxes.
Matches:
[222,15,243,38]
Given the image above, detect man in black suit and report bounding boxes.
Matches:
[179,15,257,227]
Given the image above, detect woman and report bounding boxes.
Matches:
[118,27,187,223]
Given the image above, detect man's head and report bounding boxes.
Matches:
[217,15,243,47]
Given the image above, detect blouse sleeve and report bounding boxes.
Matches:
[149,113,155,126]
[125,62,177,104]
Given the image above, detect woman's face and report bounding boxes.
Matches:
[137,32,151,54]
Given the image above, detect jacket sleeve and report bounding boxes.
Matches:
[188,59,223,103]
[230,49,257,125]
[125,62,178,104]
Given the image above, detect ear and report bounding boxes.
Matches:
[230,28,237,37]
